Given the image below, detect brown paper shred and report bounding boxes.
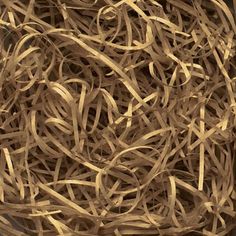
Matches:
[0,0,236,235]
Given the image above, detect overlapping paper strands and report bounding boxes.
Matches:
[0,0,236,235]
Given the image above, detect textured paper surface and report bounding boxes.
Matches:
[0,0,236,235]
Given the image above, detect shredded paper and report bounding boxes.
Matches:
[0,0,236,235]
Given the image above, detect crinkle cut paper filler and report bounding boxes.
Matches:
[0,0,236,235]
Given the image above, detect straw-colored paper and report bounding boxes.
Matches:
[0,0,236,235]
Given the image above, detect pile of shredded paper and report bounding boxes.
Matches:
[0,0,236,235]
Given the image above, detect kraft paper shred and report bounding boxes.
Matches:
[0,0,236,235]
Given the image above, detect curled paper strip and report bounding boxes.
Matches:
[0,0,236,235]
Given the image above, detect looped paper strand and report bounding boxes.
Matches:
[0,0,236,235]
